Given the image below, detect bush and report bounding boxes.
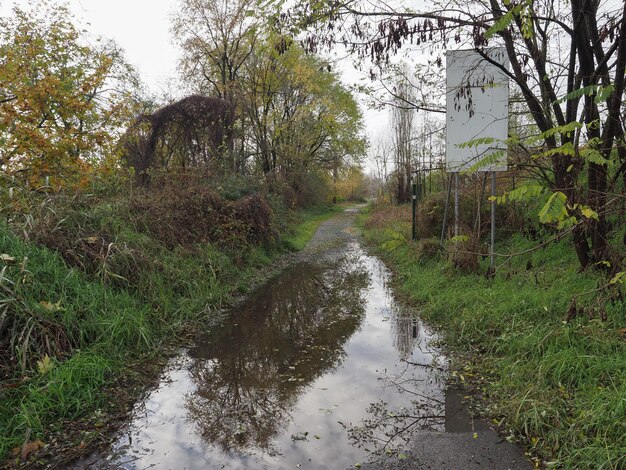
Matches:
[447,236,480,273]
[130,182,277,250]
[415,238,442,260]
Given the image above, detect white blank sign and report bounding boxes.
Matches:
[446,48,509,172]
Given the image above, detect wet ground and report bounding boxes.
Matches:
[75,207,531,469]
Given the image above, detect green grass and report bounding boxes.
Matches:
[360,204,626,469]
[0,199,341,463]
[283,203,344,250]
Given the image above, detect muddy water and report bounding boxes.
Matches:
[79,210,508,469]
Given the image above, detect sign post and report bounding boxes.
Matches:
[412,177,417,241]
[454,173,460,237]
[490,171,496,274]
[445,48,509,270]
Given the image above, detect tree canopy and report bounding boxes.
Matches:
[0,2,140,187]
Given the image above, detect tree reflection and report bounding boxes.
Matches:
[390,308,421,360]
[346,362,446,459]
[184,255,370,453]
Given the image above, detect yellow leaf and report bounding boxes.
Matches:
[37,355,55,374]
[580,206,599,220]
[0,254,16,263]
[610,272,624,285]
[39,300,64,312]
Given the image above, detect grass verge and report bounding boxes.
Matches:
[283,203,345,251]
[0,197,339,466]
[360,203,626,469]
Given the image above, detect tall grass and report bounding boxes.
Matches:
[0,188,340,463]
[361,203,626,468]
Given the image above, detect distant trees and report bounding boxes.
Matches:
[390,68,416,203]
[0,0,366,207]
[169,2,366,203]
[0,2,139,187]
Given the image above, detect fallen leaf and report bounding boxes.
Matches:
[0,254,16,263]
[39,301,64,312]
[12,440,45,460]
[473,432,478,439]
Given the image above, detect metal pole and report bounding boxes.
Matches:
[412,177,417,241]
[440,173,452,244]
[490,171,496,273]
[454,172,460,237]
[474,172,488,234]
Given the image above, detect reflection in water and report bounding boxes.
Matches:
[390,308,421,360]
[80,243,463,470]
[185,255,370,454]
[347,359,446,456]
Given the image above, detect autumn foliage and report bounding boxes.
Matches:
[0,2,138,188]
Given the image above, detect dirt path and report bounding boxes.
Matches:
[308,206,532,470]
[71,206,530,470]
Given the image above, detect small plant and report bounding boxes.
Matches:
[415,238,442,260]
[446,233,480,273]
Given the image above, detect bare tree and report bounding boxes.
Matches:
[371,136,393,203]
[172,0,261,173]
[390,65,416,203]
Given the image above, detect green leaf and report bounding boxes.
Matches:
[538,192,568,224]
[485,3,525,39]
[553,84,615,105]
[450,235,470,243]
[37,355,55,375]
[381,229,405,251]
[610,272,624,285]
[465,150,507,173]
[595,84,615,103]
[456,137,497,149]
[581,146,610,166]
[539,141,576,159]
[554,85,598,105]
[557,215,577,230]
[529,122,582,143]
[494,184,545,204]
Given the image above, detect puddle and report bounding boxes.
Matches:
[78,240,484,469]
